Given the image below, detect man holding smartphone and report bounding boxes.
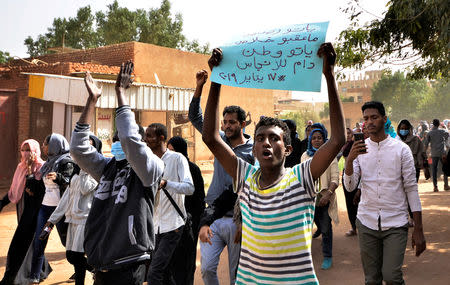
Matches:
[344,101,426,285]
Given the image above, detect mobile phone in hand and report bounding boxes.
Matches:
[354,133,364,142]
[353,133,367,153]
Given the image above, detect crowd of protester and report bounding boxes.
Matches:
[1,42,448,285]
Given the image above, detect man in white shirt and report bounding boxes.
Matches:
[344,101,426,285]
[145,123,194,285]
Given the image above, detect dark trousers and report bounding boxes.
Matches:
[147,226,184,285]
[432,156,448,187]
[1,195,42,284]
[66,251,91,285]
[30,205,67,279]
[356,219,408,285]
[171,228,197,285]
[94,263,146,285]
[314,204,333,258]
[343,177,358,230]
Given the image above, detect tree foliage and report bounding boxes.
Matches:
[279,109,320,139]
[24,0,209,57]
[336,0,449,79]
[319,103,330,119]
[371,71,431,122]
[417,79,450,121]
[0,51,12,64]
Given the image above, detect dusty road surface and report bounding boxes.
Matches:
[1,178,449,284]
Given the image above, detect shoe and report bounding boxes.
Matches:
[433,187,439,192]
[321,257,332,270]
[345,229,357,236]
[28,278,40,285]
[444,185,450,191]
[312,230,321,238]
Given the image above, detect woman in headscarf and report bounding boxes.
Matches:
[301,127,339,270]
[29,134,77,284]
[397,119,427,182]
[167,136,205,285]
[41,135,101,285]
[0,139,51,285]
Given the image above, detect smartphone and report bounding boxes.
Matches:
[353,132,364,142]
[353,133,367,153]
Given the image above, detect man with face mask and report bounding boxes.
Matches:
[70,64,164,285]
[397,119,427,183]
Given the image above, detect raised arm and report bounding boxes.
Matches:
[114,61,164,188]
[202,48,238,180]
[310,43,345,180]
[188,70,208,133]
[70,72,109,182]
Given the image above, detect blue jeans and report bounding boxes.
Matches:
[200,217,240,285]
[314,204,333,258]
[432,156,448,187]
[30,205,66,280]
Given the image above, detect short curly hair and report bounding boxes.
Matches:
[223,105,246,122]
[254,116,291,146]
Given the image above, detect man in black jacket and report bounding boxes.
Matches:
[70,62,164,284]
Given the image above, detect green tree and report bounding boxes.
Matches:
[371,71,430,122]
[96,1,144,45]
[24,0,209,57]
[336,0,449,79]
[279,109,320,139]
[139,0,185,49]
[0,51,12,64]
[319,103,330,119]
[417,79,450,120]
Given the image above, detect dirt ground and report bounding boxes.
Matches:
[1,177,449,285]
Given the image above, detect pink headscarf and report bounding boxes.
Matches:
[8,139,45,204]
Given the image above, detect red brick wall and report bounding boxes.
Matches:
[8,42,135,68]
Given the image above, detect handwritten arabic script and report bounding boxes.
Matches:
[210,22,329,92]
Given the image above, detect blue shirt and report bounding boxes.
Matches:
[188,97,254,206]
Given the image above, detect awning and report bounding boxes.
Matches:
[24,73,195,111]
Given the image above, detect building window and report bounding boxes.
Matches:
[357,96,363,102]
[342,87,347,92]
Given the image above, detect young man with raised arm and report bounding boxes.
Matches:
[189,70,254,285]
[344,101,426,285]
[70,62,164,285]
[201,43,345,284]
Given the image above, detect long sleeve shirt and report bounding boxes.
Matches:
[154,149,194,233]
[425,127,449,157]
[48,170,97,225]
[70,106,164,188]
[188,97,254,206]
[343,136,422,231]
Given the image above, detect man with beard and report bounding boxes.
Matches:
[189,70,254,285]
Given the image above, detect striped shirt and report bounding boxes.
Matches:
[234,157,317,284]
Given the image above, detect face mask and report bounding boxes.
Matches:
[399,130,409,136]
[111,142,126,161]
